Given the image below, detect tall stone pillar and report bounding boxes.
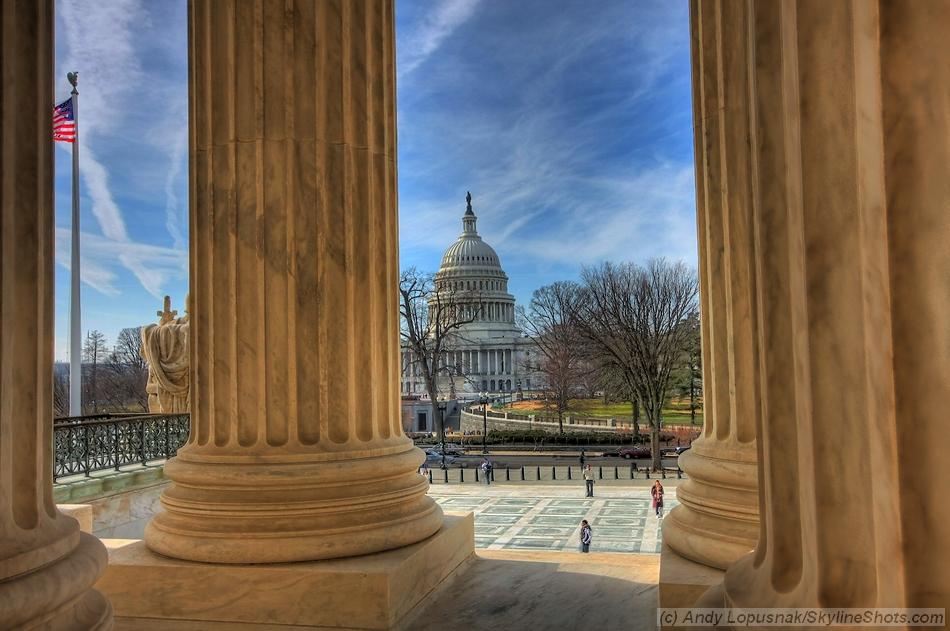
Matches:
[688,0,950,609]
[663,0,761,571]
[0,0,113,626]
[145,0,442,564]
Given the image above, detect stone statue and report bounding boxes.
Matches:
[141,295,190,413]
[466,191,472,212]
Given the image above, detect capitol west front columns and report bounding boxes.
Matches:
[144,0,443,563]
[0,0,113,626]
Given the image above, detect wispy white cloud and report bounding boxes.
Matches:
[56,0,188,298]
[55,228,187,299]
[398,0,482,79]
[397,0,696,291]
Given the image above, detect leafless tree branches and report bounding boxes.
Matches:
[571,258,698,470]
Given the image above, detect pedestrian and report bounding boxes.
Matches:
[419,462,429,477]
[579,519,592,553]
[651,480,665,518]
[481,458,493,485]
[583,464,595,497]
[579,448,586,467]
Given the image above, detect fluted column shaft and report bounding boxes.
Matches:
[664,0,761,571]
[688,0,950,610]
[0,0,112,626]
[145,0,441,564]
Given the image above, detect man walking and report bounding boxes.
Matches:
[583,464,594,497]
[579,520,592,553]
[481,458,493,485]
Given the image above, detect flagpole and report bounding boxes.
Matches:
[68,72,82,417]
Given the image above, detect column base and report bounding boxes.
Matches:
[98,513,474,630]
[0,531,113,630]
[663,443,758,570]
[146,445,443,563]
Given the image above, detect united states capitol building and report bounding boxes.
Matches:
[401,194,542,399]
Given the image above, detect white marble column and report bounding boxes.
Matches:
[146,0,441,564]
[687,0,950,609]
[663,0,760,571]
[0,0,113,625]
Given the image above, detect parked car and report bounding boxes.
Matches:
[425,451,457,465]
[619,446,652,459]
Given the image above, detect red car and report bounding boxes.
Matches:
[619,446,651,459]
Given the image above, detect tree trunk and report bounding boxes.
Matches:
[689,372,696,424]
[648,400,662,471]
[558,408,564,434]
[631,399,640,437]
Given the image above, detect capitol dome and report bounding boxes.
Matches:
[437,192,505,275]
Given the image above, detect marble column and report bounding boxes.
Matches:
[0,0,113,626]
[689,0,950,609]
[663,0,760,571]
[145,0,442,564]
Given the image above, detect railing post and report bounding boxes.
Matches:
[662,468,667,479]
[443,469,448,484]
[140,418,147,465]
[536,466,540,481]
[521,466,525,481]
[598,466,603,480]
[614,466,619,479]
[677,467,683,479]
[630,463,634,479]
[491,469,495,482]
[83,425,90,477]
[567,466,572,480]
[506,468,510,481]
[552,466,556,480]
[113,422,120,471]
[646,468,651,479]
[428,470,433,484]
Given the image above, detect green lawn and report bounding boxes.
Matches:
[500,397,704,427]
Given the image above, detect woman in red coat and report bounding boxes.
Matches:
[651,480,664,518]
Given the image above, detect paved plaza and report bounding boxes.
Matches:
[430,484,678,554]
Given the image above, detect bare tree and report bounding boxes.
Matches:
[572,259,698,470]
[670,309,702,424]
[52,365,70,417]
[101,327,149,412]
[518,281,586,433]
[399,267,481,443]
[82,329,108,414]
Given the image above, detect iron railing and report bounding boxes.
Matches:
[53,413,190,481]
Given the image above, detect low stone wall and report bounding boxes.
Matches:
[460,410,631,434]
[54,465,169,539]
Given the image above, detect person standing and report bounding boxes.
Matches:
[481,458,493,485]
[579,448,586,468]
[583,464,595,497]
[579,520,592,553]
[651,480,665,518]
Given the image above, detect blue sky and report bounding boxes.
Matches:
[52,0,695,360]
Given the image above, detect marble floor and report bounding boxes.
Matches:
[430,484,677,554]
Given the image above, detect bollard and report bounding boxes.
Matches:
[552,466,557,480]
[521,466,525,481]
[630,464,635,479]
[662,468,667,479]
[536,466,541,481]
[614,466,619,479]
[428,470,433,484]
[567,466,572,480]
[506,468,510,481]
[491,469,495,482]
[677,467,683,479]
[646,468,651,479]
[444,469,448,484]
[598,466,603,480]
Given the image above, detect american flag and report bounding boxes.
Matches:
[53,97,76,143]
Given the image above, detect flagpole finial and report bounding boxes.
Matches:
[67,71,78,94]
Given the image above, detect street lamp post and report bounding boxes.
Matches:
[437,398,447,470]
[480,392,489,455]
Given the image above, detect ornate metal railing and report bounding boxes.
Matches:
[53,413,190,481]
